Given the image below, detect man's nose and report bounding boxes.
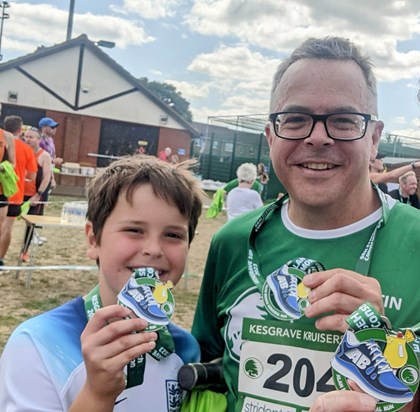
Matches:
[304,120,333,145]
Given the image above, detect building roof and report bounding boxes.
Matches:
[0,34,199,136]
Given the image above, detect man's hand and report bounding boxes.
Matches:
[309,390,376,412]
[303,269,383,332]
[54,157,63,167]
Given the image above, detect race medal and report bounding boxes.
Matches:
[331,303,419,412]
[262,258,324,321]
[117,267,175,332]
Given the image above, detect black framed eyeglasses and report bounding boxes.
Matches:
[268,111,378,141]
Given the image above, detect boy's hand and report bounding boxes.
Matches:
[80,304,157,403]
[303,269,383,333]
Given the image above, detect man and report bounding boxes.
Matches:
[0,116,37,266]
[0,104,16,268]
[192,37,420,412]
[387,171,419,208]
[39,116,63,168]
[370,155,420,195]
[38,116,62,203]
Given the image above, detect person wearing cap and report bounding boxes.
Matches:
[39,117,63,168]
[135,140,148,155]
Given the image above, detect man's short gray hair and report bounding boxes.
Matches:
[270,36,378,114]
[237,163,257,183]
[399,170,416,184]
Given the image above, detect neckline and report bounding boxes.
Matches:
[280,195,396,239]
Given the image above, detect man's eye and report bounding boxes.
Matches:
[282,115,306,124]
[331,116,357,125]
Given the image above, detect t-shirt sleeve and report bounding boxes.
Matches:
[0,331,62,411]
[254,192,263,209]
[191,239,225,362]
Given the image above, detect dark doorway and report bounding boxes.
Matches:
[98,119,159,167]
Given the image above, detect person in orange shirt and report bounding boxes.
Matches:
[0,116,37,266]
[20,127,53,262]
[0,105,16,269]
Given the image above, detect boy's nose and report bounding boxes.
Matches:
[141,238,163,257]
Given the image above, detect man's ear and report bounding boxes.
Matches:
[85,221,99,261]
[370,120,384,162]
[265,122,274,149]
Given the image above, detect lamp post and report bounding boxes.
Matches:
[0,1,10,61]
[66,0,75,41]
[96,40,116,49]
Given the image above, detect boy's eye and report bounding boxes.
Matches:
[125,227,144,234]
[166,232,186,240]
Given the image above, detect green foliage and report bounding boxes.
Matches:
[138,77,193,123]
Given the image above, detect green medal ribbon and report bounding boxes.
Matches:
[84,278,175,388]
[346,302,391,332]
[247,184,389,309]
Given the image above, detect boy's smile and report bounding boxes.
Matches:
[86,183,190,307]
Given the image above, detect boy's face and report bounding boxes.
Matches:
[85,184,190,306]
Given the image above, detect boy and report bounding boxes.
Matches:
[0,155,203,411]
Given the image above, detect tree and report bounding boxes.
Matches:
[138,77,193,123]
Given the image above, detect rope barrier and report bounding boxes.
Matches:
[0,265,97,271]
[0,200,87,205]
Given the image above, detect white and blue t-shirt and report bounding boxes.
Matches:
[0,297,200,411]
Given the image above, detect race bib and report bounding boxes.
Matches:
[237,318,341,411]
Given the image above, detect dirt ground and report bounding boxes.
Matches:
[0,195,226,352]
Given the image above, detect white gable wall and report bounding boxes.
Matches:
[0,46,185,130]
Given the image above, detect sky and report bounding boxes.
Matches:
[1,0,420,142]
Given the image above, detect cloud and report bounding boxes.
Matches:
[165,80,210,100]
[390,117,420,139]
[2,3,154,54]
[393,116,407,125]
[187,44,278,114]
[184,0,420,82]
[118,0,181,19]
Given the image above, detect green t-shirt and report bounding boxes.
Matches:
[192,199,420,411]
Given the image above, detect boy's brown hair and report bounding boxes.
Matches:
[86,155,204,245]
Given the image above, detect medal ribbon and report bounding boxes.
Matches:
[247,184,389,295]
[84,281,174,388]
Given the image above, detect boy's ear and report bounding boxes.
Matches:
[85,221,99,261]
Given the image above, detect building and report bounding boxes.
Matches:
[0,34,198,194]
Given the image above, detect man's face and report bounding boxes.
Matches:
[370,159,384,173]
[44,125,57,137]
[401,175,418,196]
[265,59,383,212]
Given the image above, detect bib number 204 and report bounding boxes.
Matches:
[263,353,335,397]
